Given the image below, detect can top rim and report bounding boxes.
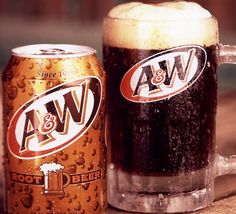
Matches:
[12,44,97,58]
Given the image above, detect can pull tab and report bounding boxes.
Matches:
[39,48,71,55]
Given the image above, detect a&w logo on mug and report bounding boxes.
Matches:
[8,76,102,159]
[120,45,207,103]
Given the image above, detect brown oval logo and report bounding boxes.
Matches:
[120,45,207,103]
[8,76,102,159]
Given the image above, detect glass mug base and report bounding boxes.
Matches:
[108,165,214,213]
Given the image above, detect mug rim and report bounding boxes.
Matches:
[104,15,217,22]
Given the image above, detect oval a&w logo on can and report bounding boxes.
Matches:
[8,76,102,159]
[120,45,207,103]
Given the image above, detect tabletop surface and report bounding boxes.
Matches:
[0,91,236,213]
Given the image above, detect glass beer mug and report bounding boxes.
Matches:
[103,1,236,213]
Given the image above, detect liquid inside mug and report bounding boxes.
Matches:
[103,2,236,213]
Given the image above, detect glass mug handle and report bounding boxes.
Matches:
[216,44,236,177]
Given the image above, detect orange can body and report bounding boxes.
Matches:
[2,44,106,213]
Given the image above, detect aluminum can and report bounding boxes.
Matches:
[2,44,106,213]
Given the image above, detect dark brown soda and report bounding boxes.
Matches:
[103,45,217,175]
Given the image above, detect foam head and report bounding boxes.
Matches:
[103,1,219,49]
[40,163,64,175]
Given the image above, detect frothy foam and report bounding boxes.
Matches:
[103,1,219,49]
[40,163,64,175]
[108,2,212,20]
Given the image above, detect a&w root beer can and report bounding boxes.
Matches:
[2,44,106,213]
